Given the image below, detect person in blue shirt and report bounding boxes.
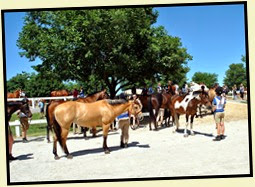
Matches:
[148,85,154,95]
[212,86,226,141]
[38,99,45,119]
[79,87,85,98]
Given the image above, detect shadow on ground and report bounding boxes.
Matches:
[70,141,150,158]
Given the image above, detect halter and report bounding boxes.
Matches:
[130,99,143,120]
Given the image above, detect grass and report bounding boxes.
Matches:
[10,112,42,122]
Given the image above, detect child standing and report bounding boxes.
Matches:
[212,86,226,141]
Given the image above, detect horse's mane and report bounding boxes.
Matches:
[7,101,23,106]
[86,90,104,97]
[106,99,128,105]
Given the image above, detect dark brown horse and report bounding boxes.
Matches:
[46,89,108,142]
[138,93,162,130]
[52,98,143,159]
[7,98,33,121]
[50,90,69,97]
[7,89,21,98]
[171,88,211,137]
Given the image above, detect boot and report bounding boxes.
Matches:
[9,154,17,161]
[213,136,221,141]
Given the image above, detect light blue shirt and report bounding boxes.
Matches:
[213,96,226,113]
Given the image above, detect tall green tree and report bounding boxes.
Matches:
[223,63,247,88]
[7,72,65,97]
[7,72,30,92]
[17,9,192,98]
[191,72,218,88]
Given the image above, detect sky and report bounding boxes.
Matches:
[3,4,246,86]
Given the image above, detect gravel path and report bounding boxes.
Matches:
[9,117,250,182]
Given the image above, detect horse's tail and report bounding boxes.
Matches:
[45,102,52,142]
[155,93,163,117]
[52,115,64,149]
[147,95,156,122]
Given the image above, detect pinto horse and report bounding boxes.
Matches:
[52,98,143,159]
[171,88,211,137]
[7,99,33,121]
[45,89,108,142]
[50,90,69,97]
[7,89,21,98]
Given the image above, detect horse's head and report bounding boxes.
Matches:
[197,90,212,108]
[128,98,143,121]
[102,89,110,99]
[20,98,33,118]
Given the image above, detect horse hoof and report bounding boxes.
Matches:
[67,154,73,159]
[54,156,60,160]
[104,150,110,154]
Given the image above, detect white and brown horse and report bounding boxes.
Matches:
[171,87,211,137]
[52,98,143,159]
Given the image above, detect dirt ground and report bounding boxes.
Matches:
[9,101,251,183]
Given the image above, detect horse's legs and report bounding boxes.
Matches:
[92,127,97,137]
[53,134,59,160]
[190,115,195,136]
[172,113,180,133]
[61,128,73,159]
[102,124,110,154]
[149,114,152,131]
[46,125,51,143]
[184,114,189,137]
[157,108,164,127]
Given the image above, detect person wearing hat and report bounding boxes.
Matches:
[212,86,226,141]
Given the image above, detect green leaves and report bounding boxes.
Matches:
[223,62,247,88]
[192,72,218,88]
[17,8,192,97]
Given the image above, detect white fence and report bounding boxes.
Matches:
[7,96,74,108]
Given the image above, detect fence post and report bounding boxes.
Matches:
[32,98,36,109]
[15,125,21,137]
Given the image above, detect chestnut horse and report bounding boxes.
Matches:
[52,98,143,159]
[45,89,108,142]
[171,88,211,137]
[7,89,21,98]
[50,89,69,97]
[157,92,175,127]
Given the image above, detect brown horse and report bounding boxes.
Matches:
[52,98,143,159]
[45,89,108,142]
[7,98,33,121]
[50,90,69,97]
[208,88,216,103]
[171,88,211,137]
[7,89,21,98]
[157,92,175,127]
[138,94,162,130]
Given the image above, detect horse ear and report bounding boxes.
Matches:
[201,85,205,93]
